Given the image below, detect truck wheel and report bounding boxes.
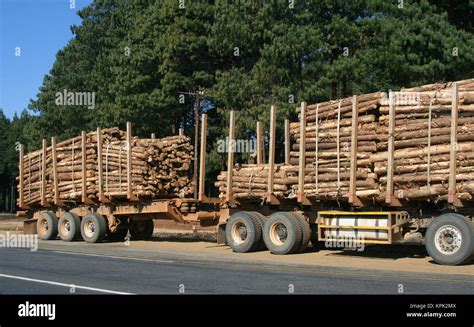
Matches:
[263,212,302,255]
[81,213,107,243]
[58,212,81,241]
[37,211,58,240]
[129,219,154,240]
[289,212,311,252]
[248,212,268,250]
[425,213,474,265]
[226,211,262,253]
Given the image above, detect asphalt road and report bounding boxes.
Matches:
[0,247,472,294]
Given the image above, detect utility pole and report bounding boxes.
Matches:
[179,90,210,199]
[193,94,200,199]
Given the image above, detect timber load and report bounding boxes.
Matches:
[217,78,474,205]
[215,164,296,199]
[290,91,383,200]
[17,127,194,207]
[374,79,474,202]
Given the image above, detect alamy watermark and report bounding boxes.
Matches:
[18,301,55,320]
[217,137,257,157]
[391,92,420,106]
[55,89,96,109]
[0,232,38,252]
[325,235,365,252]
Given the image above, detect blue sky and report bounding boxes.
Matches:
[0,0,92,119]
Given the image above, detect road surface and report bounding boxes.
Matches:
[0,242,472,294]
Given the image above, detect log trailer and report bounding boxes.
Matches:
[17,96,474,266]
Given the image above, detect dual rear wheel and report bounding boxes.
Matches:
[226,211,311,254]
[36,211,155,243]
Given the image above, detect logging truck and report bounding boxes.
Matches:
[17,83,474,266]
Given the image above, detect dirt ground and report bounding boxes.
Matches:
[0,214,26,231]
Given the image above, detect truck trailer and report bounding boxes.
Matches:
[17,80,474,266]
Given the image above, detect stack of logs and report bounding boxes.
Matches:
[373,79,474,201]
[17,128,194,206]
[288,92,384,200]
[133,136,194,198]
[217,79,474,204]
[215,164,295,199]
[19,128,124,203]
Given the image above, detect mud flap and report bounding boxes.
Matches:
[23,219,38,234]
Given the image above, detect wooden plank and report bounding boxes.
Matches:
[96,127,106,202]
[18,144,25,208]
[349,95,361,206]
[41,139,47,206]
[81,131,88,203]
[298,102,306,202]
[151,133,156,139]
[126,122,138,201]
[256,121,264,165]
[198,113,208,201]
[267,105,276,199]
[448,82,459,205]
[385,91,401,206]
[226,111,236,201]
[427,99,433,189]
[51,137,61,205]
[179,128,184,136]
[336,101,341,190]
[284,118,290,165]
[314,104,319,195]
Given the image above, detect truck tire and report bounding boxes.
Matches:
[263,212,302,255]
[226,211,262,253]
[289,212,311,252]
[425,213,474,265]
[37,211,58,240]
[81,213,107,243]
[58,212,81,242]
[248,211,268,250]
[129,219,154,240]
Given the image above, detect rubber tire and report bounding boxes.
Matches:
[248,211,268,250]
[289,212,311,252]
[225,211,262,253]
[263,212,302,255]
[37,211,58,240]
[80,213,107,243]
[425,213,474,265]
[58,212,81,242]
[129,219,154,240]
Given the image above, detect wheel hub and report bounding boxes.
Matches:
[231,222,247,244]
[435,225,462,255]
[269,222,288,246]
[84,220,96,238]
[238,226,247,239]
[277,226,287,240]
